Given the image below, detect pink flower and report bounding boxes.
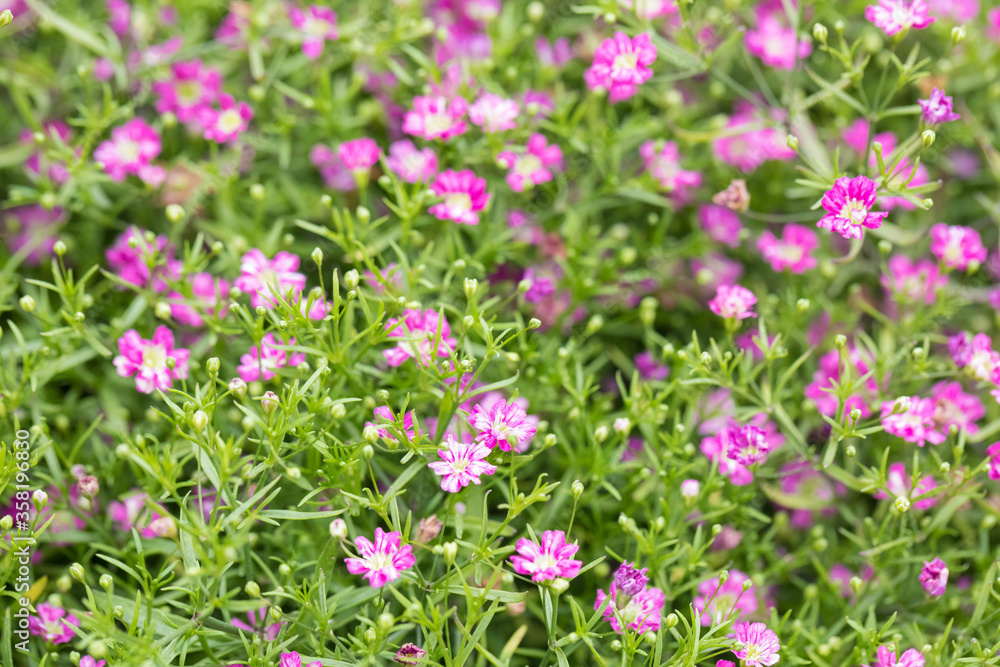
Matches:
[28,602,79,644]
[949,332,1000,382]
[510,530,582,582]
[536,36,573,67]
[497,134,563,192]
[3,205,64,265]
[708,284,757,319]
[595,573,665,634]
[881,397,946,446]
[929,381,982,438]
[79,657,107,667]
[289,5,338,59]
[745,14,812,70]
[640,141,702,199]
[231,607,283,641]
[757,225,818,273]
[985,442,1000,481]
[403,95,468,141]
[394,644,428,665]
[279,652,321,667]
[386,140,439,183]
[733,622,780,666]
[237,333,305,382]
[866,0,935,35]
[344,528,415,587]
[383,308,457,366]
[721,424,773,466]
[881,255,945,304]
[700,432,755,486]
[234,249,307,308]
[428,434,497,492]
[692,253,744,292]
[830,563,874,597]
[94,118,162,182]
[152,60,222,123]
[616,0,678,18]
[108,490,176,537]
[167,272,230,327]
[21,120,74,184]
[338,138,381,173]
[805,347,880,417]
[990,8,1000,42]
[875,462,937,510]
[713,105,795,172]
[310,143,357,191]
[699,205,743,248]
[777,460,843,529]
[200,94,253,143]
[692,570,758,626]
[469,397,537,452]
[919,87,960,125]
[584,32,657,103]
[114,326,190,394]
[429,169,491,225]
[919,557,948,596]
[468,93,520,132]
[635,350,669,380]
[681,479,700,499]
[927,0,979,21]
[817,175,887,239]
[930,224,986,271]
[863,645,926,667]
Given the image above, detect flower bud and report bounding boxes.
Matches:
[786,135,799,151]
[664,612,678,629]
[921,129,936,148]
[362,444,375,460]
[99,574,114,591]
[364,627,377,644]
[549,578,570,594]
[70,563,85,582]
[250,183,265,201]
[309,247,324,267]
[32,489,48,509]
[53,240,67,256]
[951,25,966,45]
[165,204,184,223]
[19,295,35,312]
[269,607,282,623]
[329,518,347,539]
[834,334,847,349]
[0,9,12,27]
[585,314,604,335]
[245,581,261,597]
[356,206,371,224]
[594,425,609,443]
[261,391,279,414]
[0,515,13,531]
[527,1,544,21]
[442,541,458,564]
[813,23,828,44]
[527,318,541,330]
[796,298,810,312]
[229,378,247,399]
[464,277,479,300]
[613,417,631,435]
[572,479,584,500]
[192,410,208,433]
[894,496,911,512]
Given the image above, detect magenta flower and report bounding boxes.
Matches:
[3,205,64,265]
[919,87,960,125]
[365,406,417,443]
[234,249,307,308]
[949,332,1000,382]
[929,381,982,438]
[152,60,222,123]
[383,308,457,367]
[700,433,753,486]
[708,284,757,320]
[881,255,945,304]
[108,490,176,538]
[237,333,305,382]
[167,272,230,327]
[875,463,937,510]
[498,134,563,192]
[113,326,190,394]
[757,225,818,273]
[289,5,338,59]
[403,95,468,141]
[863,645,926,667]
[536,36,573,67]
[338,138,381,173]
[428,434,497,492]
[428,169,491,225]
[817,175,887,239]
[105,226,181,291]
[93,118,162,182]
[880,397,946,447]
[200,94,253,143]
[394,644,428,665]
[386,140,439,183]
[640,141,702,199]
[79,656,106,667]
[745,14,812,70]
[930,224,986,271]
[721,424,773,466]
[280,652,321,667]
[919,557,948,596]
[713,104,796,172]
[806,347,880,417]
[469,397,537,452]
[777,460,843,529]
[866,0,935,35]
[986,442,1000,481]
[510,530,582,582]
[21,120,73,184]
[310,143,358,191]
[584,31,657,103]
[344,528,415,587]
[699,205,743,248]
[28,602,79,644]
[231,607,283,641]
[595,567,665,634]
[733,622,780,667]
[468,93,520,133]
[635,350,669,381]
[692,569,758,626]
[991,8,1000,42]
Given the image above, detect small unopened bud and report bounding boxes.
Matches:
[796,298,810,312]
[718,570,730,585]
[892,396,911,414]
[286,466,301,480]
[362,444,375,460]
[813,23,828,44]
[572,480,584,500]
[356,206,371,224]
[786,135,799,151]
[261,391,279,414]
[331,403,346,419]
[32,489,48,509]
[99,574,114,591]
[250,183,265,201]
[849,408,862,422]
[527,1,544,22]
[585,315,604,335]
[0,9,13,27]
[594,425,609,442]
[442,541,457,564]
[834,334,847,349]
[921,129,936,148]
[165,204,184,222]
[269,607,282,624]
[329,518,348,539]
[192,410,208,433]
[206,357,220,374]
[894,496,911,512]
[549,578,570,594]
[613,417,631,435]
[951,25,965,45]
[53,240,67,256]
[229,378,247,398]
[70,563,85,582]
[363,423,380,444]
[845,444,856,457]
[681,479,700,500]
[245,581,261,597]
[665,612,678,628]
[364,627,377,644]
[19,295,35,312]
[464,278,479,299]
[527,318,541,330]
[311,247,324,266]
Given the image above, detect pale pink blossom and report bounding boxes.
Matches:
[929,381,982,438]
[28,603,79,644]
[497,134,563,192]
[114,326,190,393]
[866,0,935,35]
[231,607,283,642]
[881,397,945,446]
[919,87,960,124]
[338,138,381,173]
[152,60,222,123]
[699,205,743,248]
[640,141,702,200]
[595,571,665,634]
[200,94,253,143]
[745,14,812,69]
[930,224,987,271]
[863,645,926,667]
[279,651,321,667]
[733,622,780,667]
[234,249,307,308]
[108,490,176,537]
[428,434,497,492]
[510,530,582,582]
[583,32,657,103]
[366,406,417,443]
[985,442,1000,481]
[237,333,305,382]
[383,308,456,366]
[310,143,358,191]
[881,255,945,304]
[386,140,438,183]
[757,225,818,273]
[403,95,468,141]
[167,273,230,327]
[429,169,491,225]
[692,570,758,626]
[469,397,537,451]
[468,93,520,132]
[344,528,416,587]
[289,5,338,59]
[708,284,757,319]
